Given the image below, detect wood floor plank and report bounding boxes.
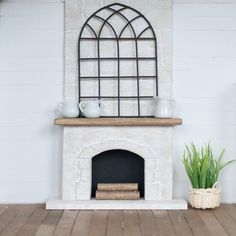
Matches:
[222,204,236,222]
[0,205,8,216]
[123,211,141,236]
[138,210,158,236]
[88,211,108,236]
[153,210,176,236]
[213,206,236,235]
[106,211,123,236]
[17,207,48,236]
[168,211,193,236]
[35,211,63,236]
[0,204,236,236]
[70,211,93,236]
[0,204,38,236]
[53,210,77,236]
[184,208,211,236]
[199,210,228,236]
[0,206,18,234]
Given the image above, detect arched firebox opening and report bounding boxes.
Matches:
[91,149,144,198]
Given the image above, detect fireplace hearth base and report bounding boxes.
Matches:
[46,199,187,210]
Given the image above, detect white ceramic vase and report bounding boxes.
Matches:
[58,99,80,118]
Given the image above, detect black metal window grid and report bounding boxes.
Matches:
[78,3,158,117]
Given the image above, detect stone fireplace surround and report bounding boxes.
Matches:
[46,119,187,210]
[46,0,187,209]
[65,126,172,201]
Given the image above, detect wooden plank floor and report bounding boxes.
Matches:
[0,204,235,235]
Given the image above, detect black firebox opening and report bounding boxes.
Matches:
[91,149,144,198]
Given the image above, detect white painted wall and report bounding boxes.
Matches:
[0,1,64,202]
[173,1,236,203]
[0,0,236,203]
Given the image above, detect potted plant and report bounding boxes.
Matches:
[182,142,235,209]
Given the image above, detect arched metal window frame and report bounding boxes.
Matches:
[78,3,158,117]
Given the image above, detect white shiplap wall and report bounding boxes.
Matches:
[173,2,236,203]
[0,2,64,202]
[0,0,236,202]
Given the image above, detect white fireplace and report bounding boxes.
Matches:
[64,127,172,201]
[47,123,187,209]
[46,0,187,209]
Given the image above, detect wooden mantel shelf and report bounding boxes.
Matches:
[54,118,182,126]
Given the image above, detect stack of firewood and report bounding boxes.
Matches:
[95,183,140,200]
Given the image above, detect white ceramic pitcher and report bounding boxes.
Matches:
[79,100,101,118]
[58,99,80,118]
[154,97,175,118]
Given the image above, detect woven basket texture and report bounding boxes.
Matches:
[189,187,220,209]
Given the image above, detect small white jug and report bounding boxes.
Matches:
[58,99,80,118]
[79,100,101,118]
[154,97,175,118]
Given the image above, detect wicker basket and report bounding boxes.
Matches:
[189,183,220,209]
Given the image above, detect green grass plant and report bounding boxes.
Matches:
[182,142,235,189]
